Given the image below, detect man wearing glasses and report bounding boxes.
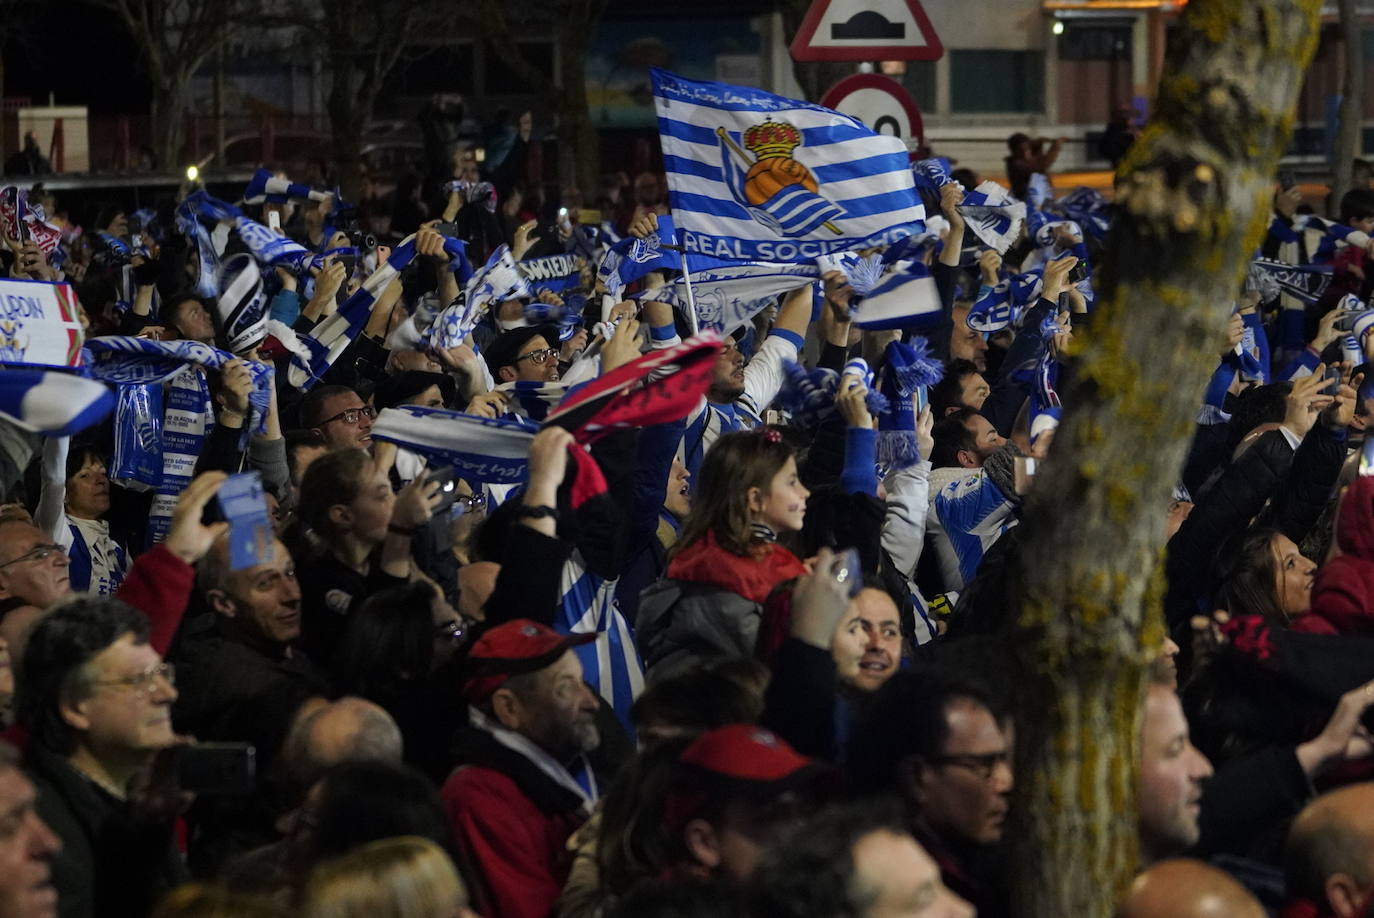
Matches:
[299,384,378,451]
[0,521,73,658]
[849,667,1015,918]
[16,596,188,917]
[483,325,563,385]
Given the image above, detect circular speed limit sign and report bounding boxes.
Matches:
[820,74,924,151]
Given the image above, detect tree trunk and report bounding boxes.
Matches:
[1005,2,1324,915]
[151,77,190,172]
[556,26,599,197]
[1331,0,1364,215]
[328,80,369,204]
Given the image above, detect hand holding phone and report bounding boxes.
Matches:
[788,546,862,650]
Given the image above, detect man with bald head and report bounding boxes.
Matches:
[1285,783,1374,917]
[281,696,404,792]
[1117,859,1265,918]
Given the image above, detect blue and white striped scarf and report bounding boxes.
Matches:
[287,237,420,390]
[84,337,272,429]
[369,406,537,486]
[424,244,532,352]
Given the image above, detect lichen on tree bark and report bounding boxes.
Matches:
[1003,2,1323,915]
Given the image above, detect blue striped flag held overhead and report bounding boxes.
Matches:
[652,69,924,263]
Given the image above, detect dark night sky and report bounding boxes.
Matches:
[4,3,152,112]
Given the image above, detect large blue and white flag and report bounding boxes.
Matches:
[0,369,112,436]
[653,69,923,262]
[595,215,740,300]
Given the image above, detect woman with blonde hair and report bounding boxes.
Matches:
[301,836,478,918]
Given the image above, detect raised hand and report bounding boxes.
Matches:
[163,472,230,565]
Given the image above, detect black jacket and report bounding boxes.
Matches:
[172,615,328,771]
[28,744,187,918]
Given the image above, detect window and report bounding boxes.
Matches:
[950,50,1044,114]
[1058,20,1132,62]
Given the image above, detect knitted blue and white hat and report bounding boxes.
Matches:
[215,253,268,354]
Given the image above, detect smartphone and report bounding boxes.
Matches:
[426,465,459,515]
[267,210,281,232]
[1067,261,1088,284]
[915,385,929,415]
[175,742,256,795]
[831,547,863,599]
[433,221,462,239]
[1279,170,1298,192]
[1014,456,1038,494]
[1324,365,1344,395]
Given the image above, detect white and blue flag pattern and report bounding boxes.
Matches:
[652,69,923,263]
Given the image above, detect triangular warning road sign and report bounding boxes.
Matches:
[790,0,944,63]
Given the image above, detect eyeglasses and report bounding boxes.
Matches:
[0,544,65,569]
[515,347,559,366]
[928,752,1011,782]
[88,662,176,699]
[319,405,377,426]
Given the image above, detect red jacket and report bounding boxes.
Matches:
[1295,477,1374,636]
[116,544,196,655]
[442,765,584,918]
[441,721,591,918]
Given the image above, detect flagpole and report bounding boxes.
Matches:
[663,218,699,336]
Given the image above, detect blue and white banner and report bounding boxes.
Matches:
[652,69,924,262]
[957,181,1026,255]
[636,261,819,334]
[0,278,86,367]
[852,260,942,331]
[85,336,273,429]
[595,214,741,300]
[518,252,584,293]
[1251,258,1333,305]
[597,215,681,299]
[369,405,537,486]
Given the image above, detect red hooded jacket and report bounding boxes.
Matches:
[1295,476,1374,636]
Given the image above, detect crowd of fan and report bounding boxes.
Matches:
[7,110,1374,918]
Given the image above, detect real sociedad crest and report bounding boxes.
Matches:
[0,318,27,361]
[717,120,846,239]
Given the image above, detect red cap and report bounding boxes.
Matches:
[663,725,825,831]
[460,619,597,703]
[679,724,816,782]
